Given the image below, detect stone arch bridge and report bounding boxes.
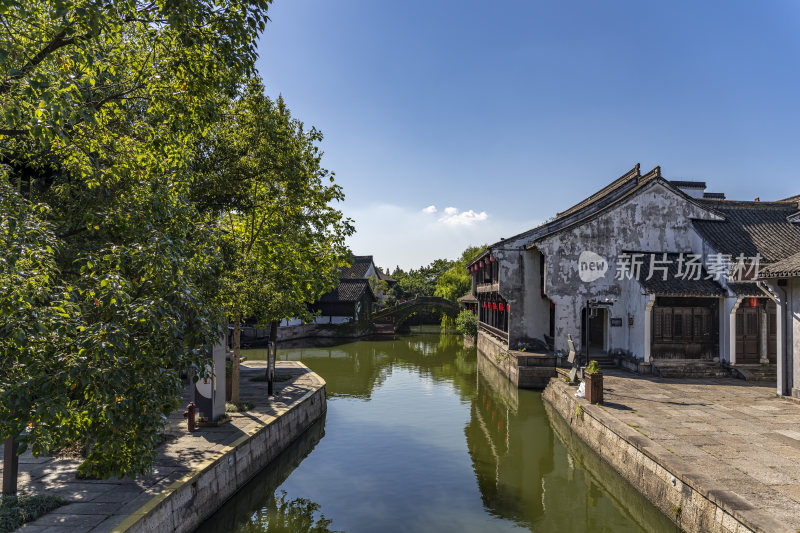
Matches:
[371,296,460,331]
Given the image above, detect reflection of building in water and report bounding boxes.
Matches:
[466,355,554,524]
[467,357,678,532]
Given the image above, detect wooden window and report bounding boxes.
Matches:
[654,308,663,337]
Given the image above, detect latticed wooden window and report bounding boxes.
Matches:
[654,308,663,338]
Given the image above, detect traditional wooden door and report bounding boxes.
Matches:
[736,307,760,364]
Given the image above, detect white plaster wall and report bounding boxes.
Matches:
[535,182,720,353]
[520,249,551,343]
[790,279,800,394]
[616,277,650,359]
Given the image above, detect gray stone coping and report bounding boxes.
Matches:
[2,362,325,533]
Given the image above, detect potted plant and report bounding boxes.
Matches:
[584,360,603,404]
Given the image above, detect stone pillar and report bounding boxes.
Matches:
[643,294,656,363]
[729,298,742,365]
[759,305,769,364]
[760,281,787,396]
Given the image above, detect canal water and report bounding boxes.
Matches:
[198,328,678,533]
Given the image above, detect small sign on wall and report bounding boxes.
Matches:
[610,317,623,327]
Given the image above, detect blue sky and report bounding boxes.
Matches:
[255,0,800,270]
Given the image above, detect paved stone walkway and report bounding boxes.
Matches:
[1,362,318,532]
[594,371,800,531]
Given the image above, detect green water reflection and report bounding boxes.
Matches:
[200,328,678,533]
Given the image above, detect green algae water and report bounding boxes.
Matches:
[198,328,678,533]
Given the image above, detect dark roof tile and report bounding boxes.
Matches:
[318,279,376,303]
[692,202,800,263]
[340,255,374,279]
[760,251,800,278]
[625,252,726,296]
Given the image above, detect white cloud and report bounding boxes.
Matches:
[422,205,437,214]
[438,208,488,226]
[343,203,540,270]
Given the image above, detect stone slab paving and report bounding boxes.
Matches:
[592,371,800,531]
[0,361,319,532]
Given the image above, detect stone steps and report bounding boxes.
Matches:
[652,360,731,379]
[732,365,777,382]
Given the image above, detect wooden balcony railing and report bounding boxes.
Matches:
[476,282,499,294]
[479,321,508,343]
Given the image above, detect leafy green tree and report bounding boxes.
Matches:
[193,81,353,402]
[368,274,391,309]
[0,0,272,481]
[434,245,485,302]
[455,309,478,338]
[391,259,455,300]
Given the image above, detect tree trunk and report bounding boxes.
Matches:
[231,317,241,403]
[3,436,19,496]
[268,320,279,395]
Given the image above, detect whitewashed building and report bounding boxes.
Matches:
[469,165,800,392]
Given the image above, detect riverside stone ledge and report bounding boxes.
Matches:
[543,372,800,533]
[477,330,556,388]
[3,361,326,533]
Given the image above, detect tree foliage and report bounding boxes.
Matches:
[0,0,272,478]
[454,309,477,338]
[391,258,454,300]
[434,245,485,302]
[192,81,353,400]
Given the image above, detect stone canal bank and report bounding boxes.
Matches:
[543,372,800,533]
[4,362,325,532]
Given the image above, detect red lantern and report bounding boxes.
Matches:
[748,297,758,308]
[499,304,504,311]
[507,303,510,312]
[493,302,497,310]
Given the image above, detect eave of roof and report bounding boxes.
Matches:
[759,251,800,279]
[726,282,765,297]
[457,292,478,303]
[626,252,726,296]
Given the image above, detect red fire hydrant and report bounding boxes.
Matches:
[184,402,197,432]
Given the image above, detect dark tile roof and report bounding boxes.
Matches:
[318,279,376,303]
[376,269,396,283]
[670,180,707,189]
[692,201,800,263]
[703,192,726,200]
[470,165,656,265]
[340,255,375,279]
[760,251,800,278]
[457,292,478,304]
[726,282,764,297]
[626,252,726,296]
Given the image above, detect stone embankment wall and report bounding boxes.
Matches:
[276,323,372,342]
[117,371,326,533]
[477,330,556,388]
[543,379,782,533]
